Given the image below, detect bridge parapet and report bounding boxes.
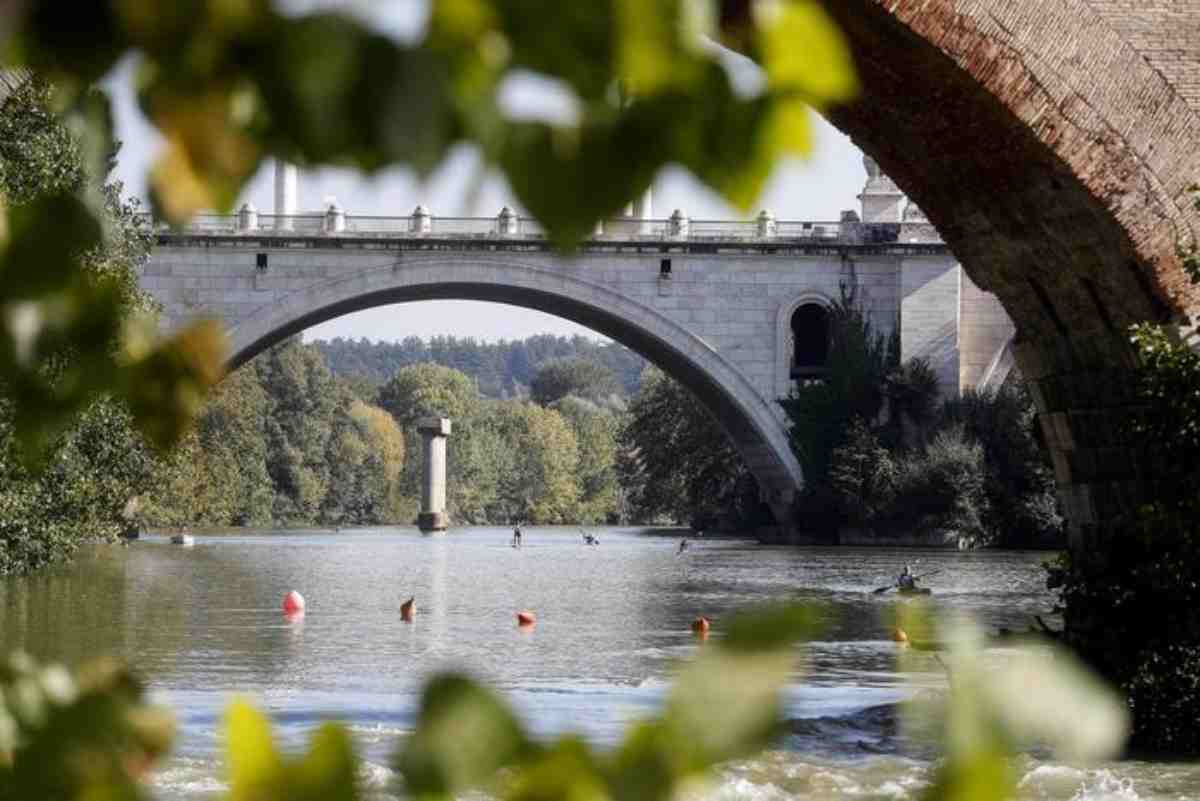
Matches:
[138,212,944,247]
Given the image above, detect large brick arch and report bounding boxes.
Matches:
[812,0,1200,544]
[224,257,804,524]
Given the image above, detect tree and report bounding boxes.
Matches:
[551,396,621,524]
[0,78,165,573]
[377,364,479,429]
[617,367,758,529]
[255,338,339,523]
[778,285,898,533]
[779,285,898,492]
[828,418,894,528]
[937,381,1061,547]
[886,426,989,544]
[530,359,621,407]
[484,402,580,524]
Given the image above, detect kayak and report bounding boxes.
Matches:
[897,586,931,596]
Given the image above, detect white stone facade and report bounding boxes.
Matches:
[141,225,1013,522]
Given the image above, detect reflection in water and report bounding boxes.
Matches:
[2,528,1198,800]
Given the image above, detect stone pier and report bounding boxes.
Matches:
[417,417,452,532]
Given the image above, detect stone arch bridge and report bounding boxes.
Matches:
[139,193,1012,528]
[141,0,1199,541]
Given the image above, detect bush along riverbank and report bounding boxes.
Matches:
[779,287,1063,550]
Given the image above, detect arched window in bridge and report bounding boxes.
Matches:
[790,303,830,382]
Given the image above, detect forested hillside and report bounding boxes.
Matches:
[312,334,647,398]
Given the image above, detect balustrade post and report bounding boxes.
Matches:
[668,208,690,239]
[237,202,258,232]
[497,206,518,236]
[756,209,777,239]
[410,205,432,234]
[323,201,345,234]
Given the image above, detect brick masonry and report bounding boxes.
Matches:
[817,0,1200,546]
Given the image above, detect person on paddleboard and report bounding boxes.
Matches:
[898,564,916,591]
[512,524,523,548]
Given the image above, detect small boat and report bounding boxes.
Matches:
[170,533,195,546]
[897,586,931,596]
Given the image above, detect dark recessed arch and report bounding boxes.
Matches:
[790,302,830,372]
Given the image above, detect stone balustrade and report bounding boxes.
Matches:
[138,208,942,246]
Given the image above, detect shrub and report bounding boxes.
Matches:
[938,381,1062,547]
[828,418,895,527]
[886,426,988,544]
[1049,500,1200,754]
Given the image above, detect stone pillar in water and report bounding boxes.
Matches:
[417,418,452,532]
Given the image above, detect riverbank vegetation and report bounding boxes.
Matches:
[137,341,749,530]
[781,289,1063,548]
[0,78,163,575]
[1047,250,1200,753]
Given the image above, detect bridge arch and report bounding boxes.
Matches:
[224,256,804,522]
[810,0,1200,544]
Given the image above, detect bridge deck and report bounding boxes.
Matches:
[142,213,947,255]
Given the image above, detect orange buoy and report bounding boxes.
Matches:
[691,616,711,636]
[516,610,536,627]
[282,590,306,615]
[400,597,415,622]
[892,627,909,644]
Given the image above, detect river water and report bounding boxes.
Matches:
[1,528,1197,800]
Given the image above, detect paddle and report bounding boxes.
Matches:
[872,568,944,594]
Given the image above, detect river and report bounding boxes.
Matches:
[1,527,1196,800]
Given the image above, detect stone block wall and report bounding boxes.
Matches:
[959,272,1016,390]
[899,255,961,397]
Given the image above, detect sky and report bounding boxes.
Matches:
[103,2,870,344]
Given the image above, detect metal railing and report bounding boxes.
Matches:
[139,211,938,245]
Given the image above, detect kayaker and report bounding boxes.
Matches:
[898,564,916,591]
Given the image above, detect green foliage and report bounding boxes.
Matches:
[1178,184,1200,285]
[617,367,763,529]
[780,286,1057,546]
[1048,499,1200,754]
[828,418,894,527]
[0,74,224,464]
[939,383,1061,547]
[223,701,361,801]
[143,339,405,528]
[897,612,1127,801]
[0,0,852,470]
[313,334,647,399]
[779,285,898,495]
[888,426,989,544]
[882,357,940,446]
[5,0,854,232]
[478,401,582,524]
[0,79,173,574]
[378,363,480,429]
[551,396,621,524]
[1127,322,1200,486]
[779,286,899,534]
[530,359,621,407]
[0,652,175,801]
